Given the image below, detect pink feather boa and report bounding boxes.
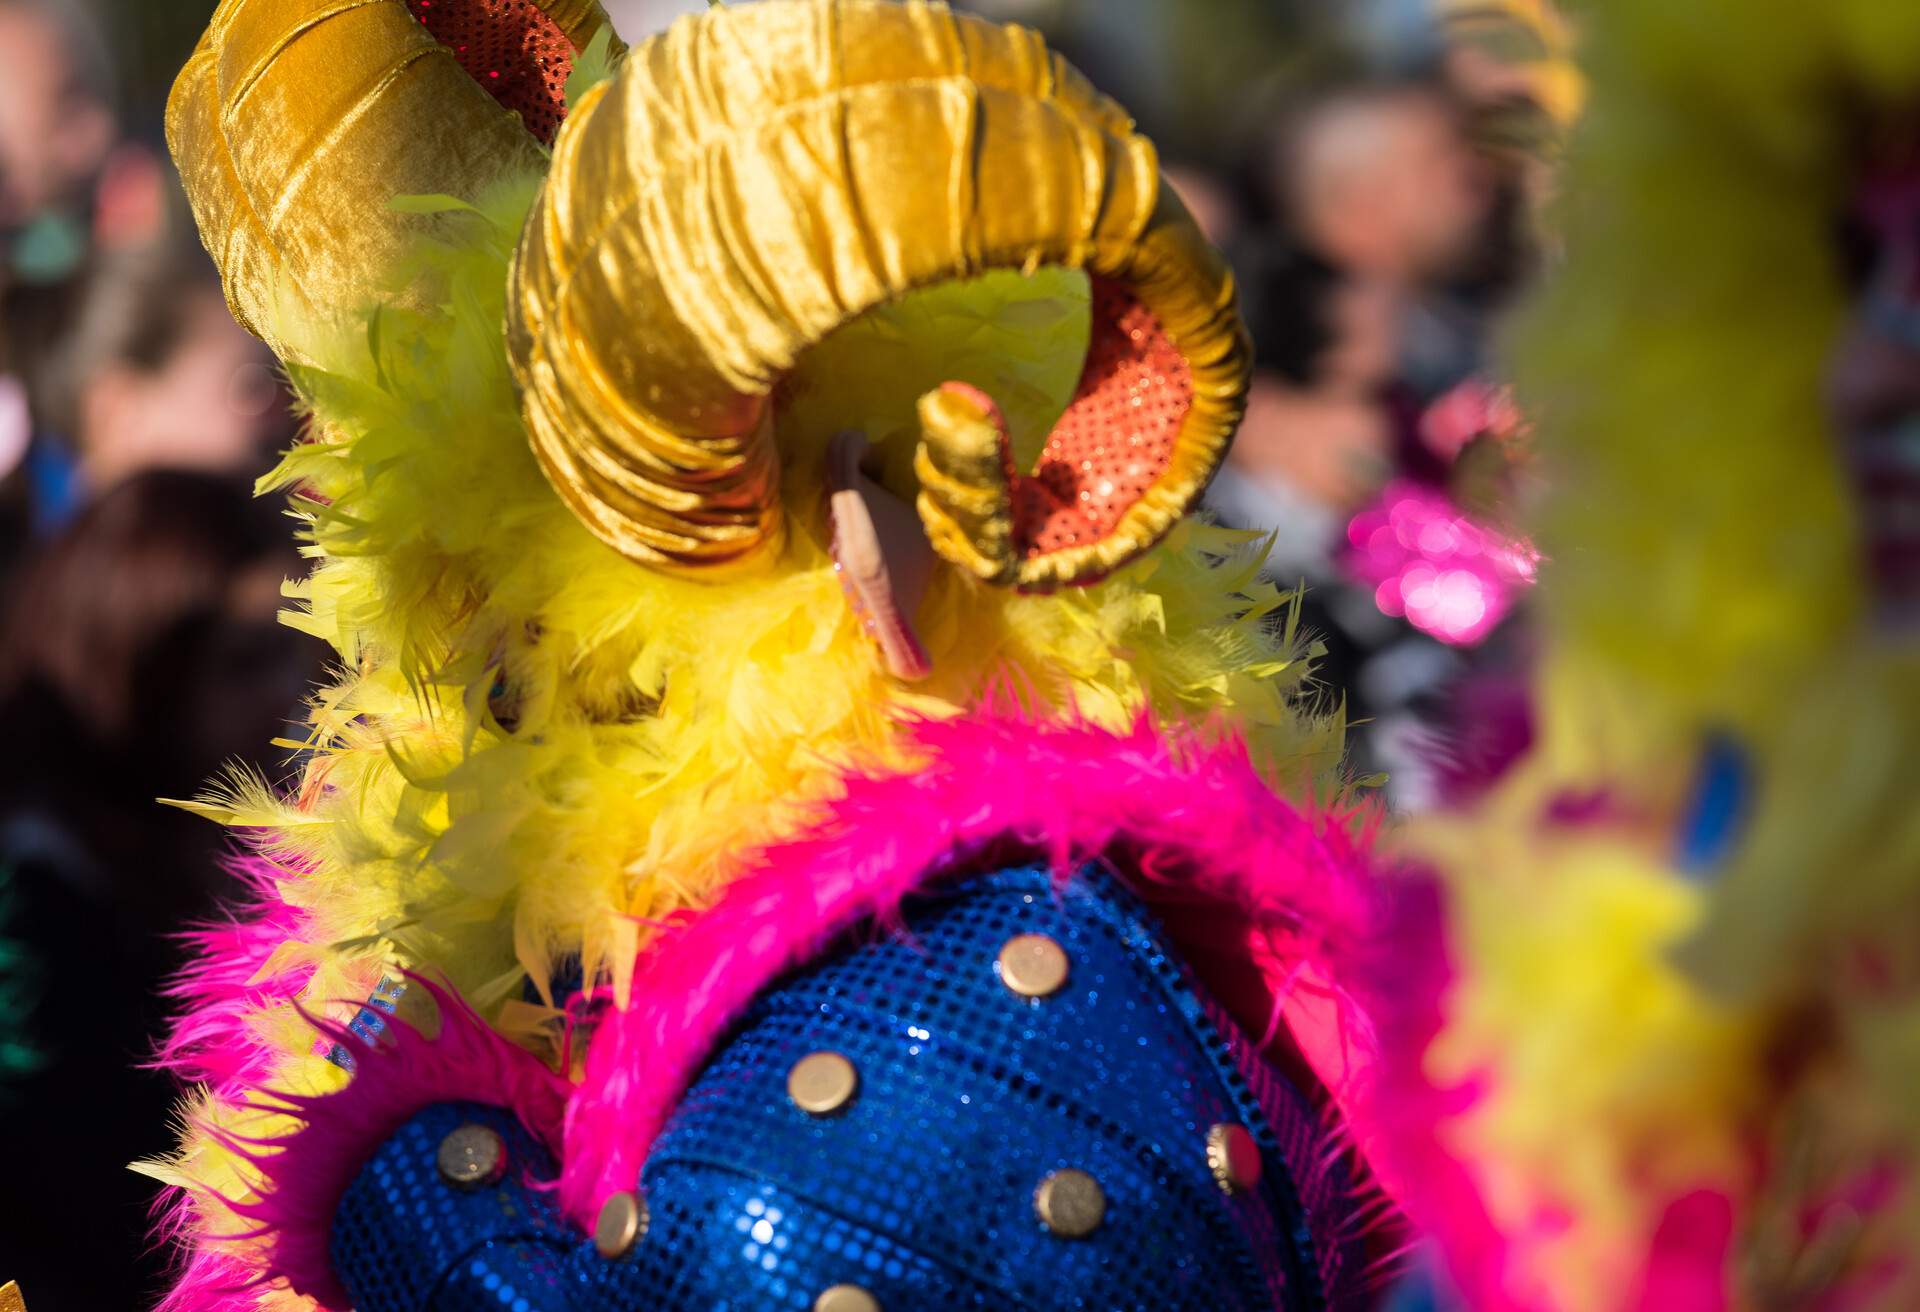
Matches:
[153,857,313,1103]
[152,858,568,1312]
[154,713,1394,1306]
[1359,870,1743,1312]
[176,975,566,1310]
[151,855,320,1312]
[562,711,1387,1227]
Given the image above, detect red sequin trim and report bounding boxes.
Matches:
[1014,277,1193,555]
[406,0,576,144]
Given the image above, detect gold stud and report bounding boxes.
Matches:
[0,1280,25,1312]
[813,1284,881,1312]
[594,1189,648,1259]
[787,1051,859,1116]
[435,1123,506,1190]
[1034,1168,1106,1238]
[997,934,1070,998]
[1206,1123,1263,1195]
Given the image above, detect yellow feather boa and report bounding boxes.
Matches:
[144,173,1350,1298]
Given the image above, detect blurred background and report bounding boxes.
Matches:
[0,0,1568,1305]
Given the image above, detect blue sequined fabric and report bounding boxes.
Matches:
[332,864,1369,1311]
[333,1102,576,1311]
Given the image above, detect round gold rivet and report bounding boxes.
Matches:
[1206,1123,1263,1195]
[434,1123,506,1190]
[1034,1168,1106,1238]
[594,1189,647,1259]
[813,1284,882,1312]
[998,934,1070,998]
[787,1051,859,1116]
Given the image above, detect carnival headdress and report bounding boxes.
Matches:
[150,5,1360,1307]
[176,0,1247,591]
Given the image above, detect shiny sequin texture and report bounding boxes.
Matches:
[1017,279,1192,555]
[406,0,575,144]
[333,1102,578,1310]
[330,866,1367,1310]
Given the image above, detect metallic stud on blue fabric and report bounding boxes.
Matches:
[1033,1168,1106,1238]
[1206,1123,1263,1195]
[434,1123,506,1190]
[594,1189,647,1259]
[812,1284,881,1312]
[787,1051,859,1115]
[329,867,1358,1309]
[996,933,1070,998]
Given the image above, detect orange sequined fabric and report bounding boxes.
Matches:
[1015,278,1193,556]
[406,0,575,143]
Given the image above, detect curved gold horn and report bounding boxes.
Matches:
[508,0,1248,584]
[169,0,622,364]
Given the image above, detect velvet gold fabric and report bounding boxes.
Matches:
[507,0,1250,586]
[168,0,617,364]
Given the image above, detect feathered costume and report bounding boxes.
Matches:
[140,3,1394,1309]
[1368,1,1920,1307]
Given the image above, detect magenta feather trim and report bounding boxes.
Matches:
[562,710,1387,1226]
[1352,874,1748,1310]
[1342,872,1515,1305]
[153,856,314,1100]
[152,1242,267,1312]
[149,914,568,1312]
[217,976,569,1308]
[150,855,322,1311]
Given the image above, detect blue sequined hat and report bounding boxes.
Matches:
[334,864,1376,1311]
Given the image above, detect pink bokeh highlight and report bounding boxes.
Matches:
[1342,480,1540,646]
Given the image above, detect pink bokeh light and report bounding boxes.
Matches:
[1343,480,1540,646]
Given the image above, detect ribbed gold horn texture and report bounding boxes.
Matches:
[507,0,1250,584]
[169,0,621,364]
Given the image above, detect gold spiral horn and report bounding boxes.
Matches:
[169,0,622,364]
[508,0,1249,584]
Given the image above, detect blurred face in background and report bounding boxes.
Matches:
[1230,274,1397,514]
[1286,86,1493,286]
[0,468,318,806]
[79,284,286,488]
[0,2,115,226]
[1317,274,1404,397]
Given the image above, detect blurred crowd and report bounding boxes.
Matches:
[996,0,1566,805]
[0,1,320,1305]
[0,0,1567,1306]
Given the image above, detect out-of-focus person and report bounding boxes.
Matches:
[1206,66,1530,801]
[1279,75,1509,398]
[0,0,164,281]
[1,0,179,586]
[5,241,291,536]
[0,469,320,1311]
[1218,74,1501,575]
[0,0,114,252]
[1282,80,1494,290]
[1213,256,1403,580]
[1209,247,1445,789]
